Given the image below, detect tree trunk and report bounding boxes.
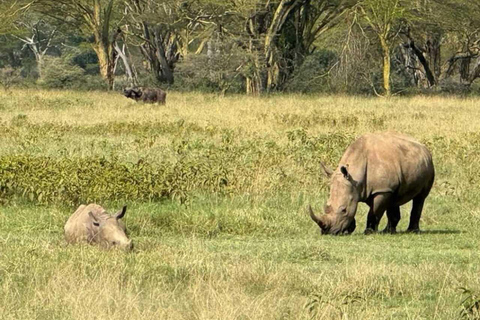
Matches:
[264,0,300,91]
[400,43,418,86]
[93,41,115,90]
[154,30,174,84]
[468,57,480,84]
[246,39,263,95]
[380,36,391,96]
[37,54,44,78]
[91,0,117,90]
[408,40,436,86]
[460,56,470,83]
[426,34,442,79]
[114,42,137,86]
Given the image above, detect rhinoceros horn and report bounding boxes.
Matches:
[308,205,327,229]
[115,206,127,220]
[320,162,333,178]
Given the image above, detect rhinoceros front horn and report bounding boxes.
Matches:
[308,205,326,229]
[320,162,333,178]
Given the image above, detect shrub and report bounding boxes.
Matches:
[172,48,245,94]
[283,50,338,93]
[459,287,480,319]
[0,154,233,206]
[0,66,22,91]
[39,56,86,89]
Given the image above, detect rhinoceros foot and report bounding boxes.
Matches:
[381,227,397,234]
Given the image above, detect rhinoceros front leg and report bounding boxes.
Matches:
[382,206,400,234]
[365,193,392,234]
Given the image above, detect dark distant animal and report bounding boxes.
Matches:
[64,204,133,250]
[123,87,166,104]
[309,132,435,235]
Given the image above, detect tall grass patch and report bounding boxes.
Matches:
[0,90,479,319]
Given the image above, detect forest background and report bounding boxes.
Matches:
[1,0,480,96]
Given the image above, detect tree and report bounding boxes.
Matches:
[433,0,480,85]
[222,0,358,94]
[37,0,122,89]
[358,0,405,96]
[12,16,58,78]
[113,33,137,86]
[396,0,480,90]
[0,0,35,35]
[124,0,188,84]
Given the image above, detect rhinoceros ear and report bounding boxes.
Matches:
[88,211,100,227]
[116,206,127,220]
[340,166,349,178]
[320,162,333,178]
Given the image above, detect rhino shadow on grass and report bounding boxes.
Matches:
[309,132,435,236]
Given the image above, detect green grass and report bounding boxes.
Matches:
[0,89,480,319]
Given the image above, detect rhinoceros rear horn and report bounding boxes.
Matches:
[116,206,127,220]
[308,205,326,229]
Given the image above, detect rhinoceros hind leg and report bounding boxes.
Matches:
[382,206,400,234]
[365,193,392,234]
[407,195,425,232]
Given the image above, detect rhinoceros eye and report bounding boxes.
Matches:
[339,206,347,214]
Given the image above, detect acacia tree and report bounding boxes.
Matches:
[113,33,138,86]
[395,0,480,89]
[12,16,58,78]
[36,0,122,89]
[124,0,187,84]
[0,0,35,35]
[228,0,358,94]
[434,0,480,85]
[358,0,405,96]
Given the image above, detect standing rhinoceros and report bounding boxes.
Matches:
[64,204,133,250]
[309,132,435,235]
[123,87,166,104]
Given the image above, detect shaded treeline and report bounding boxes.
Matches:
[1,0,480,95]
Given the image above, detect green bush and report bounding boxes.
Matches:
[284,50,338,93]
[172,50,245,94]
[39,56,86,89]
[0,154,237,206]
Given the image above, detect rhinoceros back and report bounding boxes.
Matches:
[340,132,434,204]
[64,204,106,243]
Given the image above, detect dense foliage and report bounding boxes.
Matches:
[1,0,480,95]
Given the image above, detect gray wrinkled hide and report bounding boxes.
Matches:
[310,132,435,235]
[64,204,132,250]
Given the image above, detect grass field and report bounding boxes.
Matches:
[0,89,479,319]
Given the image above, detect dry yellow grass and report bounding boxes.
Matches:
[0,89,479,319]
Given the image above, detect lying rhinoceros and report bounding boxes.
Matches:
[309,132,435,235]
[64,204,133,250]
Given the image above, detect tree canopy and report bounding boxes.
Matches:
[0,0,479,95]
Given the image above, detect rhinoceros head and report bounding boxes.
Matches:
[309,165,359,235]
[123,87,142,100]
[88,206,133,250]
